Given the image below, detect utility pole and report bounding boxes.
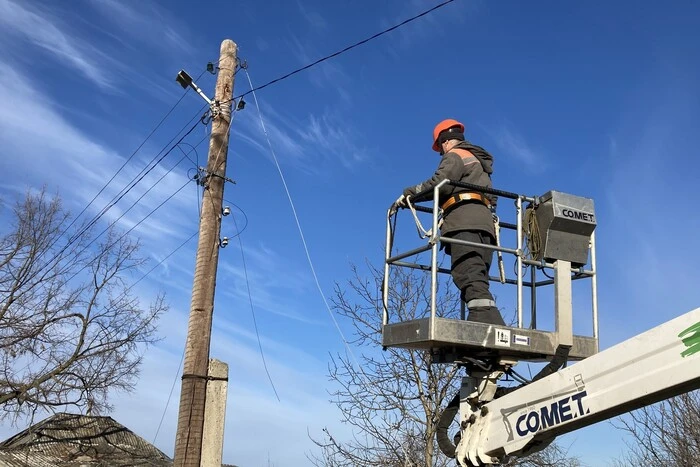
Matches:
[173,39,237,467]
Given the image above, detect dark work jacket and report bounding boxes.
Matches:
[402,140,496,236]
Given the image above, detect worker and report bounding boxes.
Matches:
[392,119,505,326]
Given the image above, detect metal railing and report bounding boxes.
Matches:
[382,180,599,342]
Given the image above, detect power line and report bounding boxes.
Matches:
[60,175,194,287]
[63,70,211,241]
[242,68,362,370]
[149,231,199,445]
[67,106,208,246]
[229,0,457,101]
[63,145,198,273]
[232,213,280,402]
[50,116,204,280]
[53,118,201,285]
[223,200,248,238]
[0,107,209,312]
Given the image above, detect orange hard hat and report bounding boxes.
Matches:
[432,119,465,152]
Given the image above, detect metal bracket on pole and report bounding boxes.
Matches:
[176,70,214,106]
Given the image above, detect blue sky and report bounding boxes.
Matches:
[1,0,700,465]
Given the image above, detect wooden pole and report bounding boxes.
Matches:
[173,39,237,467]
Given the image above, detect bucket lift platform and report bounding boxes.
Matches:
[383,182,700,466]
[382,184,599,364]
[382,318,598,363]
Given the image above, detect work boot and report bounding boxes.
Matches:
[467,306,506,326]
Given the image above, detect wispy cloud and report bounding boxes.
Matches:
[0,59,198,256]
[287,35,352,102]
[379,0,478,58]
[297,1,328,30]
[86,0,195,56]
[0,0,114,89]
[489,124,545,170]
[298,113,368,169]
[218,241,324,325]
[233,102,367,173]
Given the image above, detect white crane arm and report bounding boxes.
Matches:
[457,307,700,466]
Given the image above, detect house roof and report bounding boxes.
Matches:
[0,412,172,466]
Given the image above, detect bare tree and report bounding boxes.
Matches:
[612,391,700,467]
[0,190,166,422]
[310,261,580,467]
[503,442,581,467]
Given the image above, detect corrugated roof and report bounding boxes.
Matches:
[0,412,172,466]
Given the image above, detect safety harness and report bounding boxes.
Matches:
[441,192,491,212]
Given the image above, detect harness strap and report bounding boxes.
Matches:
[441,192,491,211]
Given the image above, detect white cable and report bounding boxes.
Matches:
[406,196,431,238]
[243,68,362,370]
[494,214,506,284]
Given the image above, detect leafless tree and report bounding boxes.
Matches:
[503,441,581,467]
[309,261,580,466]
[0,190,167,422]
[612,391,700,467]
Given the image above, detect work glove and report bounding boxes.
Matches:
[395,194,408,208]
[389,194,408,216]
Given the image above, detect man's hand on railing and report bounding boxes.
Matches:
[389,194,409,216]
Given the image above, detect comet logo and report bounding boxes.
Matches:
[515,391,590,437]
[679,321,700,358]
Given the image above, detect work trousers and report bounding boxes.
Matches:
[446,230,505,326]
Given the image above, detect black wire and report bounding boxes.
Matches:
[61,177,194,286]
[227,0,458,102]
[149,231,199,445]
[56,120,201,284]
[223,200,248,238]
[60,79,196,239]
[0,85,209,307]
[63,69,210,240]
[65,150,193,269]
[176,142,201,168]
[231,213,280,402]
[65,110,204,246]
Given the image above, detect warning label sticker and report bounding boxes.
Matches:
[495,329,511,347]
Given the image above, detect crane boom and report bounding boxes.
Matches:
[456,307,700,466]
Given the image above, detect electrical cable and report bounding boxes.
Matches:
[50,120,202,283]
[242,68,363,372]
[0,95,209,308]
[227,0,458,102]
[67,107,207,246]
[176,142,201,168]
[74,149,194,261]
[60,69,209,243]
[149,232,199,445]
[231,213,281,402]
[223,200,249,238]
[61,176,194,287]
[153,345,186,445]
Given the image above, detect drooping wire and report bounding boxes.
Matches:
[227,0,458,102]
[150,232,199,445]
[223,200,248,238]
[153,348,185,445]
[231,211,280,402]
[176,142,201,167]
[242,67,362,370]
